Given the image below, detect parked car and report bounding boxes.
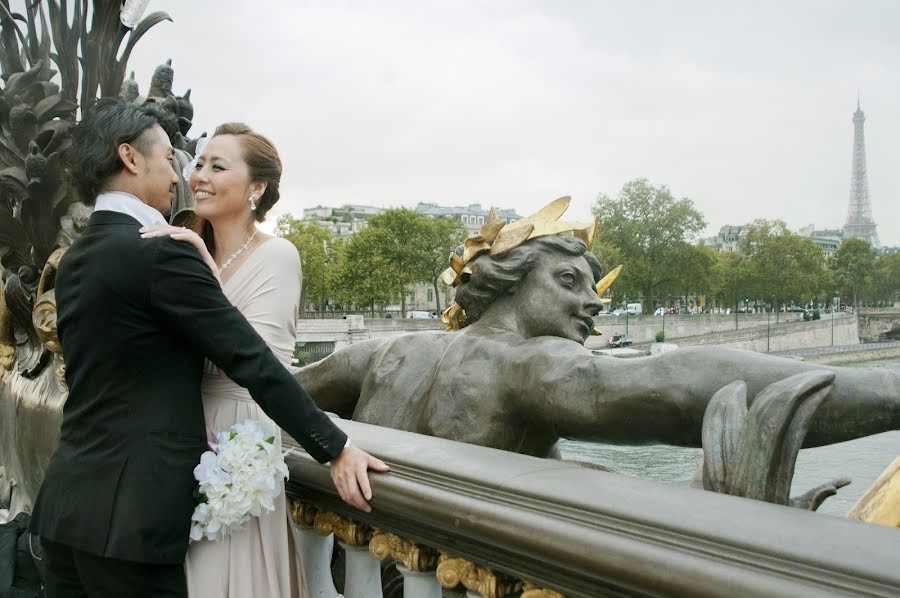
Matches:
[611,308,626,316]
[654,307,665,316]
[609,334,633,348]
[406,310,437,319]
[625,302,643,315]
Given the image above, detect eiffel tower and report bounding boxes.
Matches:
[843,100,880,247]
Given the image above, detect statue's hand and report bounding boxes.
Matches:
[789,478,851,511]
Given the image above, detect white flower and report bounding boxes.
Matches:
[188,419,290,542]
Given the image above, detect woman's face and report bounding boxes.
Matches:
[189,134,259,221]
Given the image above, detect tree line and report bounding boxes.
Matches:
[277,179,899,317]
[276,210,467,316]
[591,179,900,311]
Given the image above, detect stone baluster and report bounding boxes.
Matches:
[289,499,340,598]
[314,511,381,597]
[370,531,442,598]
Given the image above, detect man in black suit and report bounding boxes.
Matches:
[29,100,387,597]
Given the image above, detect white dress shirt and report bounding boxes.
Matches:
[94,191,167,228]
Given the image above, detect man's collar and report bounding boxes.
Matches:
[94,191,167,229]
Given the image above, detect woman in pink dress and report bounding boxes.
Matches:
[147,123,312,597]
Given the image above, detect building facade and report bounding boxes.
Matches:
[301,204,385,239]
[698,225,746,253]
[415,202,522,236]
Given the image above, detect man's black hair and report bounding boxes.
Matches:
[69,99,177,204]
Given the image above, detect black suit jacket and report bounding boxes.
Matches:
[30,211,347,564]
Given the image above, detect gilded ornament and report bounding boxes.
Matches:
[32,247,67,354]
[288,498,318,527]
[846,455,900,527]
[313,511,372,546]
[436,554,522,598]
[0,275,14,371]
[590,264,623,335]
[522,582,566,598]
[369,531,440,572]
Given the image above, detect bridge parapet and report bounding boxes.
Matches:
[858,311,900,342]
[284,419,900,598]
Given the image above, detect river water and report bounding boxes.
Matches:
[558,357,900,517]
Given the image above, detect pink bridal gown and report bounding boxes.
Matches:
[185,237,309,598]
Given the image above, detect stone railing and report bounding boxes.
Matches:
[284,420,900,598]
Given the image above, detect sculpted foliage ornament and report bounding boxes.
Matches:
[313,510,372,546]
[0,1,185,381]
[436,554,523,598]
[369,531,440,572]
[0,1,195,516]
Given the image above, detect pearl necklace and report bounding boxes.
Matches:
[218,229,258,273]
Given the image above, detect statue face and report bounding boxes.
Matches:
[511,250,601,343]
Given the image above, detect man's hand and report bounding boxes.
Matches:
[329,445,390,512]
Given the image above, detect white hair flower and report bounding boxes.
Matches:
[182,136,209,182]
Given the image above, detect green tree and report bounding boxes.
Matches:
[330,209,458,315]
[669,243,723,304]
[275,215,340,314]
[831,238,877,308]
[592,178,706,308]
[418,216,467,313]
[330,226,397,310]
[739,220,828,309]
[871,253,900,306]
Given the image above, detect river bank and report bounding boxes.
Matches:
[800,345,900,365]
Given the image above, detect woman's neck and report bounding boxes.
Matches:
[209,215,257,264]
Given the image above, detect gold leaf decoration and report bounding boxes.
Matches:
[313,511,372,546]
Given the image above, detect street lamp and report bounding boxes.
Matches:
[831,291,839,346]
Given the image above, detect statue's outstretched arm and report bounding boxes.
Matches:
[518,342,900,448]
[294,337,391,419]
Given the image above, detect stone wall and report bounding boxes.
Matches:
[586,312,806,347]
[667,315,860,352]
[858,311,900,342]
[297,312,858,354]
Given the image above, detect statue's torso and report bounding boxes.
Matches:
[352,330,558,456]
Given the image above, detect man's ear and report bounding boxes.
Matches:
[117,143,140,175]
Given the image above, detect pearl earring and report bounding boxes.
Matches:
[249,194,257,211]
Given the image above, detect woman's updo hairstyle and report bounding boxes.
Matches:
[213,122,282,222]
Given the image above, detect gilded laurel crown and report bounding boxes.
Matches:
[440,196,622,331]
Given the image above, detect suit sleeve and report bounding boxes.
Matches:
[147,238,347,463]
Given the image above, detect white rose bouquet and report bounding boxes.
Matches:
[189,419,292,542]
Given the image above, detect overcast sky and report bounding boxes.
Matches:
[124,1,900,245]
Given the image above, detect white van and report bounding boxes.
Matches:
[625,303,643,315]
[406,310,437,319]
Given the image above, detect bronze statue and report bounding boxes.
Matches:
[296,199,900,459]
[0,1,177,515]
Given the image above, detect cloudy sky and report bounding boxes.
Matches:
[125,0,900,245]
